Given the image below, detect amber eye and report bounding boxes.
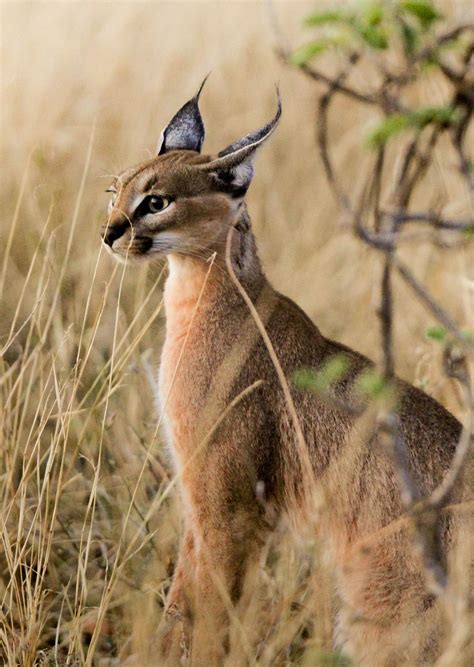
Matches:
[145,195,170,214]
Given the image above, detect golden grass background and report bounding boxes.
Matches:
[1,1,473,664]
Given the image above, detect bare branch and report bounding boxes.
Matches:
[429,348,473,509]
[294,59,376,106]
[394,258,472,348]
[278,6,474,612]
[384,211,474,231]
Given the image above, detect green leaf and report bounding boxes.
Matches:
[367,114,411,147]
[320,355,351,385]
[364,3,385,27]
[409,106,459,127]
[426,325,447,341]
[357,23,389,49]
[305,9,352,26]
[290,40,332,66]
[368,106,460,147]
[399,20,419,55]
[356,369,390,399]
[463,224,474,239]
[401,0,442,28]
[293,368,318,391]
[294,355,350,393]
[303,648,353,666]
[357,371,385,397]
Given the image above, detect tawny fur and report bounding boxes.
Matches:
[103,143,465,666]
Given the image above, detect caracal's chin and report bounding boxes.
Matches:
[102,241,159,264]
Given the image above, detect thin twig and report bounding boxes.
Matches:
[394,257,472,347]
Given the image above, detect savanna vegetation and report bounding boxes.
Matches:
[1,1,472,665]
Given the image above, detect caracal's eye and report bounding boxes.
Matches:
[145,195,171,214]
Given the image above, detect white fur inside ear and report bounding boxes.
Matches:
[231,160,254,188]
[156,130,165,154]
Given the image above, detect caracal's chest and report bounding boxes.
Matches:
[157,256,217,466]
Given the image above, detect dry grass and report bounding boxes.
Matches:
[0,1,472,665]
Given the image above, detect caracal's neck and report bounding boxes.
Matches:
[163,255,216,337]
[163,210,267,338]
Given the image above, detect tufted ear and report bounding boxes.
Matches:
[157,75,209,155]
[198,91,282,197]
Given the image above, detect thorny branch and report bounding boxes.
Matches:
[273,6,473,604]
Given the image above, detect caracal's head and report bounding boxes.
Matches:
[101,77,281,262]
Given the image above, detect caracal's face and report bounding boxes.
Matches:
[100,81,280,260]
[101,151,238,262]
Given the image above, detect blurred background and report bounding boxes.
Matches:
[1,1,472,664]
[2,0,472,403]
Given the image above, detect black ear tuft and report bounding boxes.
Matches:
[217,89,281,160]
[157,75,209,155]
[197,89,282,195]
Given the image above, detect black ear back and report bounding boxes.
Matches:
[217,92,282,161]
[157,75,209,155]
[197,91,281,195]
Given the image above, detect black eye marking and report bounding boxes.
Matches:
[138,195,172,216]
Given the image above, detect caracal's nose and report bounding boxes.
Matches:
[101,219,128,247]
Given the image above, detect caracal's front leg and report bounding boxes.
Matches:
[157,502,265,666]
[158,525,196,665]
[189,491,268,666]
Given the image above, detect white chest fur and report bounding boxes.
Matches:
[156,255,213,470]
